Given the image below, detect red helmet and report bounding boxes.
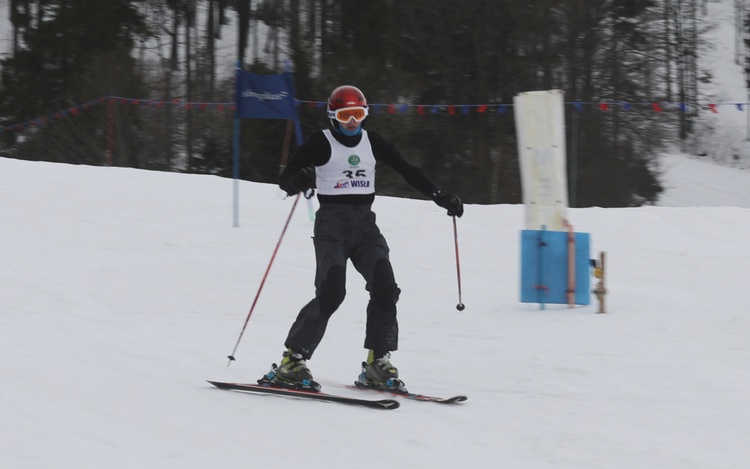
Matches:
[327,85,367,111]
[327,86,368,129]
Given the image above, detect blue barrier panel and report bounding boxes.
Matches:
[520,229,591,306]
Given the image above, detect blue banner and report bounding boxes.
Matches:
[235,70,299,120]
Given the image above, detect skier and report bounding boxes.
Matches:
[273,85,463,390]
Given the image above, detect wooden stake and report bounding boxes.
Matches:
[593,251,607,313]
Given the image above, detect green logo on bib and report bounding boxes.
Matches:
[348,155,361,166]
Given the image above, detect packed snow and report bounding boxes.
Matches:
[2,151,749,468]
[3,0,750,467]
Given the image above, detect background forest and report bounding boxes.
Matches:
[0,1,715,206]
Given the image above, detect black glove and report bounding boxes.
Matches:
[282,167,315,196]
[433,190,464,217]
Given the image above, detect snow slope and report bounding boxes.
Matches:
[695,0,750,165]
[2,154,750,469]
[3,1,750,467]
[659,152,750,207]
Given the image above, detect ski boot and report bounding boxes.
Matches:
[258,349,321,392]
[355,350,408,393]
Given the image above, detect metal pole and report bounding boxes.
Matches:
[106,97,115,166]
[452,216,465,311]
[227,193,302,365]
[233,116,240,227]
[569,107,578,208]
[233,60,242,228]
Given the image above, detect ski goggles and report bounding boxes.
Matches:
[328,106,369,123]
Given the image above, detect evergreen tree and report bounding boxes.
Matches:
[1,0,149,164]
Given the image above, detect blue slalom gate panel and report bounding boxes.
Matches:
[520,229,591,306]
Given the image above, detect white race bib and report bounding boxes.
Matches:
[316,130,376,195]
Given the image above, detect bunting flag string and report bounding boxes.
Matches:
[0,97,109,134]
[296,99,750,115]
[3,95,750,134]
[0,96,238,134]
[108,96,236,111]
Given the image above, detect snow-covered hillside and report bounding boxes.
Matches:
[2,153,750,468]
[693,0,750,166]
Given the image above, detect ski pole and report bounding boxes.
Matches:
[452,215,465,311]
[227,193,301,366]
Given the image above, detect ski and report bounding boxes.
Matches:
[350,382,467,404]
[207,381,400,410]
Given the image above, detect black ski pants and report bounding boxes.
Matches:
[285,204,401,359]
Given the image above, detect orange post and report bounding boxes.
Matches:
[567,224,576,308]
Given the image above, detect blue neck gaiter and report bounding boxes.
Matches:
[337,124,362,137]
